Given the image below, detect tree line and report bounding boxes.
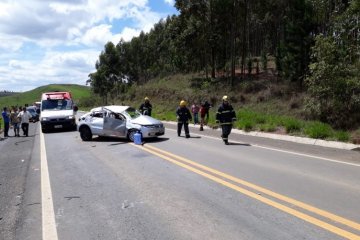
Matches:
[88,0,359,129]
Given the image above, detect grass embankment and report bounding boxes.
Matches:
[0,84,91,108]
[118,74,359,143]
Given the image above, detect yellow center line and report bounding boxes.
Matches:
[132,144,360,240]
[144,144,360,232]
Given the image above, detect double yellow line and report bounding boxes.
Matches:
[133,143,360,239]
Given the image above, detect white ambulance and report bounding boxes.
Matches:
[38,92,78,132]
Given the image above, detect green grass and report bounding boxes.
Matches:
[0,84,91,108]
[281,117,302,134]
[304,122,333,139]
[152,105,350,142]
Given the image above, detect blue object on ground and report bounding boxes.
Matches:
[134,131,142,145]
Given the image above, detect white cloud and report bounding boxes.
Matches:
[79,24,114,47]
[0,34,24,51]
[0,0,176,91]
[0,0,159,48]
[164,0,175,6]
[0,50,99,92]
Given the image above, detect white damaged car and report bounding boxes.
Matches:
[77,105,165,141]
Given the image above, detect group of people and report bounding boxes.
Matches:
[139,96,236,144]
[1,106,32,138]
[176,96,236,144]
[190,100,211,131]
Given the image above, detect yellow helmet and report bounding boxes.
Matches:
[144,97,149,101]
[180,100,186,106]
[222,95,228,101]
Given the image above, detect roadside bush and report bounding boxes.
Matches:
[304,122,333,139]
[352,128,360,144]
[77,96,100,108]
[282,117,302,133]
[259,123,276,132]
[334,130,350,142]
[238,119,254,132]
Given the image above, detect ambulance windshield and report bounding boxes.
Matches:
[41,99,72,111]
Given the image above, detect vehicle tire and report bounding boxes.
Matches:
[42,127,48,133]
[127,130,136,142]
[80,126,92,141]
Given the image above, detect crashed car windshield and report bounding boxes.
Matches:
[125,107,141,119]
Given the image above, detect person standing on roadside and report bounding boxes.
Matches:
[203,100,212,125]
[18,107,31,137]
[139,97,152,116]
[2,107,10,137]
[176,100,192,138]
[10,107,20,137]
[216,96,237,145]
[199,103,206,131]
[191,103,199,125]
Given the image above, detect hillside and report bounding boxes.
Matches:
[119,72,304,119]
[0,84,91,108]
[114,73,360,144]
[0,91,18,97]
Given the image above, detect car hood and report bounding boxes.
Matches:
[41,110,74,118]
[130,115,162,125]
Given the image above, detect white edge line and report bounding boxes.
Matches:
[40,130,59,240]
[166,128,360,167]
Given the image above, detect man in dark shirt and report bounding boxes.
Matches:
[176,100,192,138]
[216,96,237,145]
[139,97,152,116]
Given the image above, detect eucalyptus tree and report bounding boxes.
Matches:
[88,42,120,104]
[305,0,360,128]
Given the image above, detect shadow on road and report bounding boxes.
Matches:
[143,137,170,143]
[42,128,77,134]
[177,136,202,139]
[228,142,251,146]
[89,137,170,145]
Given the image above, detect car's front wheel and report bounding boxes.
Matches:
[127,130,136,142]
[80,126,92,141]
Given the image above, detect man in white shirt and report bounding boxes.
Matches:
[17,107,31,137]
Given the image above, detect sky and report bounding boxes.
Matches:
[0,0,178,92]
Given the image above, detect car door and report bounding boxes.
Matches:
[103,108,127,137]
[89,110,104,135]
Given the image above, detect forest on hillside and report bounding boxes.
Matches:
[88,0,359,129]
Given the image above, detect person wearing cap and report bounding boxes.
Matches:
[176,100,192,138]
[216,96,237,145]
[139,97,152,116]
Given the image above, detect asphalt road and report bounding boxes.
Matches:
[1,121,360,240]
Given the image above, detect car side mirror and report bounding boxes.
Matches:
[74,106,78,112]
[36,109,40,114]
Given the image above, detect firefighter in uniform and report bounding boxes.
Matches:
[139,97,152,116]
[216,96,237,145]
[176,100,192,138]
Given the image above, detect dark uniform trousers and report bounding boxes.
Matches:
[176,106,192,137]
[221,124,232,141]
[216,103,236,144]
[177,121,190,137]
